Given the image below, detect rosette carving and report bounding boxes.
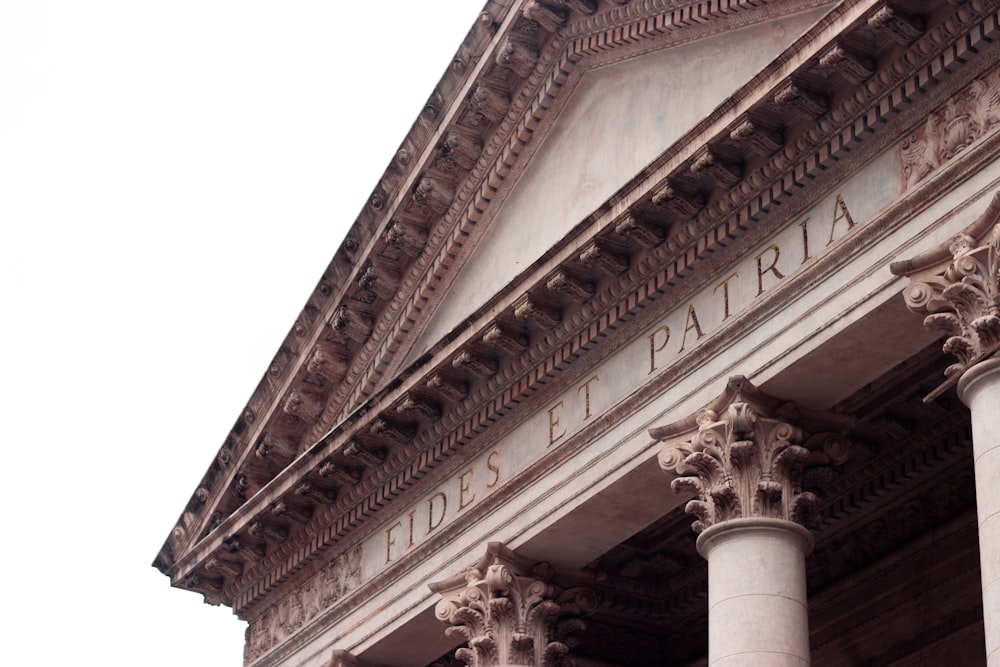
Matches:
[430,543,596,667]
[891,192,1000,378]
[650,376,853,533]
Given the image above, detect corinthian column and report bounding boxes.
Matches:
[891,191,1000,666]
[650,376,851,667]
[428,542,596,667]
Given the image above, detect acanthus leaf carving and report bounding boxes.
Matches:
[579,240,629,276]
[891,192,1000,378]
[514,293,562,328]
[430,543,596,667]
[283,389,324,424]
[256,432,297,470]
[546,270,593,302]
[496,37,539,79]
[342,439,386,467]
[318,459,362,486]
[867,4,925,44]
[385,219,428,257]
[650,376,854,533]
[332,305,373,343]
[522,1,567,34]
[817,44,875,84]
[359,263,400,302]
[468,84,510,124]
[901,68,1000,190]
[483,322,529,353]
[690,147,742,187]
[413,176,454,216]
[453,350,499,378]
[249,518,289,544]
[441,131,484,171]
[614,213,666,247]
[427,372,469,402]
[730,118,783,156]
[773,80,828,118]
[307,340,350,384]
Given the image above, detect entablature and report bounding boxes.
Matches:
[156,0,1000,638]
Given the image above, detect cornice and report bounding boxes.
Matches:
[157,0,1000,626]
[156,0,841,576]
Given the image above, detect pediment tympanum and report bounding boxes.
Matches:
[407,6,832,364]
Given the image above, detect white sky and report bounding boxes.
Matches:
[1,2,485,664]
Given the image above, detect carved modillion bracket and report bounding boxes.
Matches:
[774,80,828,118]
[360,262,401,302]
[580,240,629,276]
[483,321,529,354]
[546,270,594,302]
[514,293,562,328]
[332,306,373,344]
[496,36,539,78]
[650,181,705,218]
[615,213,666,248]
[454,349,499,378]
[283,389,325,424]
[729,117,783,156]
[386,219,428,257]
[468,84,510,124]
[868,4,925,45]
[427,372,469,401]
[343,439,386,467]
[307,340,349,383]
[523,1,567,33]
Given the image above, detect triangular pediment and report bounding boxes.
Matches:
[404,5,832,365]
[154,0,994,614]
[157,3,844,580]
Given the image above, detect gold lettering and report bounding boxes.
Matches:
[577,375,600,420]
[714,272,738,320]
[486,450,501,489]
[548,401,566,446]
[755,244,786,296]
[385,521,402,564]
[678,304,705,353]
[826,194,856,246]
[427,492,447,532]
[648,325,671,374]
[799,217,811,264]
[458,468,476,511]
[406,509,416,548]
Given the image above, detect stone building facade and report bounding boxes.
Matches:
[156,1,1000,665]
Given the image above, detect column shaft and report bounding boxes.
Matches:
[958,358,1000,667]
[697,518,814,667]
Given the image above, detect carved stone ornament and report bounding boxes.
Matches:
[891,192,1000,382]
[429,542,597,667]
[649,376,853,533]
[246,547,363,663]
[900,67,1000,190]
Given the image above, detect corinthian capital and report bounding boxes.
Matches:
[429,543,596,667]
[891,192,1000,379]
[650,376,852,533]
